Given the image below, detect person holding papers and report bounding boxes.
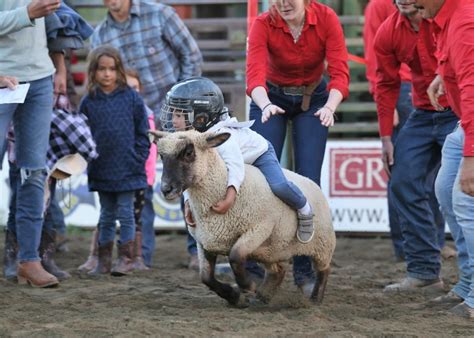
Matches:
[0,76,18,90]
[0,0,66,288]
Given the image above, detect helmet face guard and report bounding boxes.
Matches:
[159,104,194,132]
[160,104,228,132]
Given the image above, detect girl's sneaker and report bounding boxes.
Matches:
[296,212,315,243]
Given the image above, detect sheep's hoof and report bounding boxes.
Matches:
[256,291,271,304]
[229,293,250,308]
[241,280,257,293]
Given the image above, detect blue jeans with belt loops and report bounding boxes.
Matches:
[435,125,474,308]
[249,79,329,286]
[0,76,53,262]
[391,108,458,280]
[387,81,413,259]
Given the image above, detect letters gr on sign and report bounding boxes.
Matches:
[330,148,388,198]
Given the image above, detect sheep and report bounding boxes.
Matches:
[150,130,336,307]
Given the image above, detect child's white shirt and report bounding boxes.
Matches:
[183,117,268,203]
[208,117,269,192]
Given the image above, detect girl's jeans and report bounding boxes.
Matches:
[98,191,136,245]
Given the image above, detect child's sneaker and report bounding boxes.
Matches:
[297,211,315,243]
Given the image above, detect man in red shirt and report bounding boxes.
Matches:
[364,0,411,94]
[373,0,459,293]
[364,0,421,262]
[415,0,474,319]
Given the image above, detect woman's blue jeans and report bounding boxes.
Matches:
[435,126,474,308]
[0,76,53,262]
[98,191,136,245]
[249,80,329,286]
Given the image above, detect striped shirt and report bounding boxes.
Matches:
[91,0,202,118]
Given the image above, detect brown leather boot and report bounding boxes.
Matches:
[3,230,18,280]
[77,229,99,272]
[111,241,134,276]
[55,233,69,253]
[132,232,149,271]
[40,229,71,280]
[17,261,59,288]
[88,241,114,276]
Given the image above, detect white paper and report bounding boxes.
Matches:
[0,83,30,104]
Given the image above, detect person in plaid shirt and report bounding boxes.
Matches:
[47,99,98,170]
[90,0,202,124]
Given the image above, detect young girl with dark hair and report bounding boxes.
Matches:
[80,46,150,276]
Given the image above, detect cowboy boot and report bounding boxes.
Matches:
[3,230,18,280]
[77,229,99,272]
[111,241,134,276]
[132,231,149,271]
[40,229,71,280]
[17,261,59,288]
[55,233,69,253]
[88,241,114,276]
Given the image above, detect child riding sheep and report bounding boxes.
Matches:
[159,77,315,244]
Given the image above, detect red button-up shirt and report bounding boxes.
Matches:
[246,1,350,99]
[363,0,411,94]
[433,0,474,156]
[373,12,449,137]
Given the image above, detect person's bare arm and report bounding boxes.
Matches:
[50,52,66,94]
[211,186,237,214]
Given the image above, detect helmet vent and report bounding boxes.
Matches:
[169,97,191,106]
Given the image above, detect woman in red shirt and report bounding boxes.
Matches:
[246,0,349,293]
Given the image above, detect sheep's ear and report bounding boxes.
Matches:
[205,132,231,148]
[148,130,169,144]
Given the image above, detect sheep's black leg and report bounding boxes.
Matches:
[310,266,330,305]
[228,229,272,293]
[229,249,256,293]
[256,262,286,303]
[198,245,242,306]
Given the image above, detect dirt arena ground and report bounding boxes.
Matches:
[0,231,472,337]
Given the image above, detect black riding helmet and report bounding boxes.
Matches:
[160,77,226,132]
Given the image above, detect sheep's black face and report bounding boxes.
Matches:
[160,141,196,200]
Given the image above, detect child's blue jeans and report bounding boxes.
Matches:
[253,142,306,209]
[98,191,136,245]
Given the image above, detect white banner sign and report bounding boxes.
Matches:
[321,140,390,232]
[0,140,396,232]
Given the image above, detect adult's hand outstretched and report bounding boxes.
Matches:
[261,104,285,123]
